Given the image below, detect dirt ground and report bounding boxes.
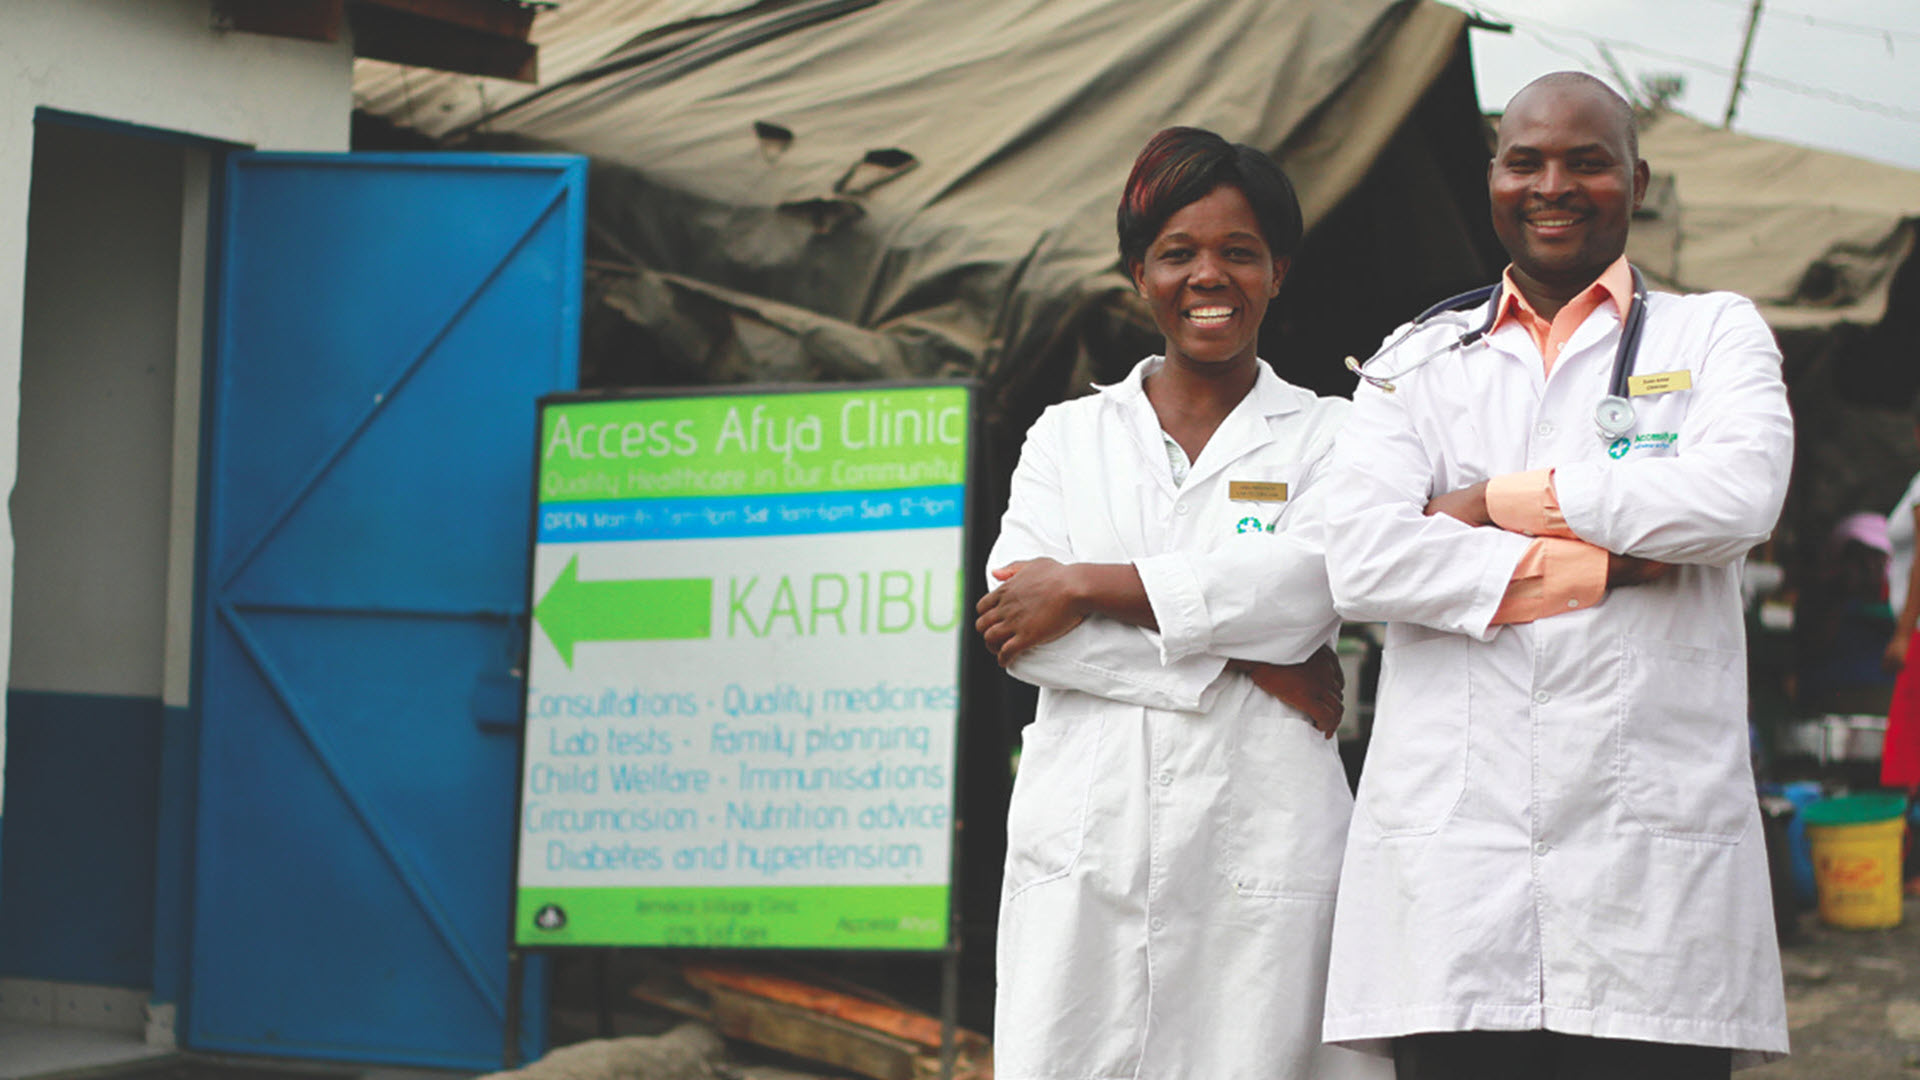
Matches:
[1755,896,1920,1078]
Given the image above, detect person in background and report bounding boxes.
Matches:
[975,127,1387,1080]
[1793,513,1894,715]
[1322,72,1792,1078]
[1881,416,1920,891]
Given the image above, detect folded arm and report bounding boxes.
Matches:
[980,415,1227,712]
[1548,299,1793,566]
[1324,380,1537,639]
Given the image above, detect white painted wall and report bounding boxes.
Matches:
[0,0,354,797]
[12,123,186,700]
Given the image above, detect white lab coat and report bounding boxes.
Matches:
[1321,285,1793,1068]
[987,357,1389,1080]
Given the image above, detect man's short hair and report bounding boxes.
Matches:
[1509,71,1640,162]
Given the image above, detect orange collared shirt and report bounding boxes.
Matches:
[1479,257,1635,624]
[1489,255,1635,377]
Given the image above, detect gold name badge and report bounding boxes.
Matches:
[1228,481,1288,502]
[1628,370,1693,397]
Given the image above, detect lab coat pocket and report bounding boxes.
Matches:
[1614,634,1751,843]
[1004,700,1107,897]
[1355,633,1469,836]
[1226,707,1349,898]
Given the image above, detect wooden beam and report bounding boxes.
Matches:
[352,0,535,40]
[214,0,344,43]
[347,3,539,81]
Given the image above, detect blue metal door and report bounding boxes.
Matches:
[192,153,583,1068]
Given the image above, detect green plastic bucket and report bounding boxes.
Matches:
[1801,794,1906,929]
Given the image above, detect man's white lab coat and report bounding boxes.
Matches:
[1321,286,1793,1068]
[988,357,1388,1080]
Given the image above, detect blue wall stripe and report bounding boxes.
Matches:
[150,704,196,1005]
[537,484,963,543]
[0,690,162,987]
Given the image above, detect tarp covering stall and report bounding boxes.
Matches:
[354,0,1500,439]
[1630,109,1918,334]
[1625,110,1920,565]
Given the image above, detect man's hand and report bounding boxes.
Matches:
[1606,552,1672,588]
[1231,644,1345,738]
[1424,481,1493,527]
[1886,631,1910,675]
[976,558,1087,666]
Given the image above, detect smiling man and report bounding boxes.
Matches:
[1319,73,1794,1078]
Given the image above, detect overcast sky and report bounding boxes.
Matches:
[1467,0,1920,171]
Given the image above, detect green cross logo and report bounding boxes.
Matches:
[1608,437,1631,459]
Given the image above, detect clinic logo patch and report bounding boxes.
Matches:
[1611,432,1680,459]
[1236,516,1269,534]
[534,903,568,931]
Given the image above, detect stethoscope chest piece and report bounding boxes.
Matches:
[1594,394,1635,440]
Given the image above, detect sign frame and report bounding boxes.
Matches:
[504,379,979,964]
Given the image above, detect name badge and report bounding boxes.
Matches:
[1228,480,1288,502]
[1628,370,1693,397]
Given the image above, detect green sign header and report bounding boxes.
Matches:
[540,387,969,503]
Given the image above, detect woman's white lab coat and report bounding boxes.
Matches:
[987,357,1389,1080]
[1320,288,1793,1067]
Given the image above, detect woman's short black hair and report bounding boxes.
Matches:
[1116,126,1304,270]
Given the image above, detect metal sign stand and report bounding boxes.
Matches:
[501,383,979,1080]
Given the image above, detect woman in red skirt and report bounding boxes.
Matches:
[1882,457,1920,889]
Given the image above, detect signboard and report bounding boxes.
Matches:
[513,384,971,951]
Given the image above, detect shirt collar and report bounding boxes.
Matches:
[1490,255,1635,331]
[1096,356,1306,418]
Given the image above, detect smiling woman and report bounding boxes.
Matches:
[975,127,1388,1080]
[1118,129,1302,388]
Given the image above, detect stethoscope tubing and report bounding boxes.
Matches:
[1349,267,1650,442]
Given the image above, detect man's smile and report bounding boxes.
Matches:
[1524,208,1589,234]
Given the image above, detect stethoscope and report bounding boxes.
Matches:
[1345,266,1650,442]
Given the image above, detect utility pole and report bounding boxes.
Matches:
[1597,44,1646,113]
[1723,0,1764,128]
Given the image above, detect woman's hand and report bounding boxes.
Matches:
[976,558,1088,666]
[1231,644,1345,738]
[1887,631,1910,675]
[1424,481,1492,527]
[1607,552,1672,588]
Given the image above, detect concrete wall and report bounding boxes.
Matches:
[0,0,357,707]
[12,123,186,699]
[0,0,354,1011]
[1,120,188,992]
[0,0,350,816]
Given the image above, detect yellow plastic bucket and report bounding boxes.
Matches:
[1802,793,1907,930]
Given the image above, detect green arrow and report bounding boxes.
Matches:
[535,555,713,668]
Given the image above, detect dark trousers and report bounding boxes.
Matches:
[1393,1031,1734,1080]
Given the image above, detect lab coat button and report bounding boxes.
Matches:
[1157,772,1173,786]
[1150,917,1165,932]
[1533,690,1551,704]
[1535,841,1550,856]
[1175,504,1189,515]
[1536,421,1554,437]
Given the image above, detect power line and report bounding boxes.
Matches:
[1692,0,1920,45]
[1740,69,1920,121]
[1471,4,1920,124]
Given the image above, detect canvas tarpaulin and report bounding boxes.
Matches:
[355,0,1496,439]
[1628,109,1920,334]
